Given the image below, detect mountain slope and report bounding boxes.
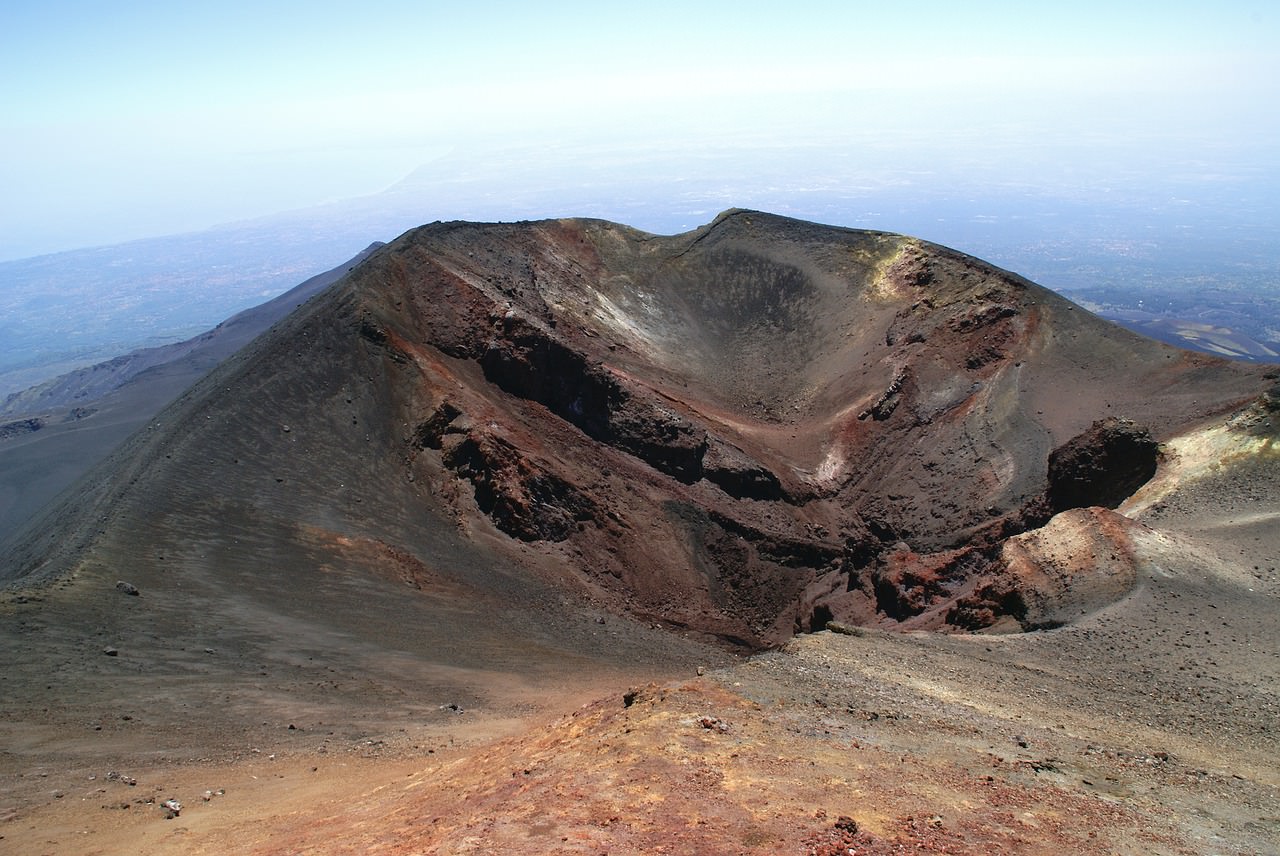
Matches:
[0,244,381,541]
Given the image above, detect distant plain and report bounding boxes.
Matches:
[4,138,1278,401]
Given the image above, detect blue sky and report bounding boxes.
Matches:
[2,0,1278,260]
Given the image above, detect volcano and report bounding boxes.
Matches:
[2,211,1276,853]
[4,209,1266,641]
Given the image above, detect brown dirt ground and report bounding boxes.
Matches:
[3,443,1277,854]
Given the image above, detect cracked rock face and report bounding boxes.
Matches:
[3,210,1271,647]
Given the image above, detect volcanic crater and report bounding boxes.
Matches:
[4,210,1270,644]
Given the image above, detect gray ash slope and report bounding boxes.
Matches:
[0,243,383,542]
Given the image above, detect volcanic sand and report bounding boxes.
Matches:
[1,442,1276,854]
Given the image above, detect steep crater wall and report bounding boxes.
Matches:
[347,212,1268,645]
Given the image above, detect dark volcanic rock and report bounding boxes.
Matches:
[701,438,783,500]
[0,417,44,440]
[439,427,596,543]
[1047,418,1160,513]
[478,312,708,483]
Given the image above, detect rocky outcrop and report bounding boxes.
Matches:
[0,418,43,440]
[440,428,596,543]
[479,313,708,482]
[1047,418,1160,513]
[701,438,784,500]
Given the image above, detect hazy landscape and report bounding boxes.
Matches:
[2,3,1278,854]
[4,134,1278,401]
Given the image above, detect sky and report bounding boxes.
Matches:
[2,0,1279,261]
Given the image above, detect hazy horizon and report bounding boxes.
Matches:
[3,0,1279,397]
[4,1,1278,261]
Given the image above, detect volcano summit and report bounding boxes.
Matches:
[1,211,1276,853]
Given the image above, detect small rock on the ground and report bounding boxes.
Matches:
[698,716,729,733]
